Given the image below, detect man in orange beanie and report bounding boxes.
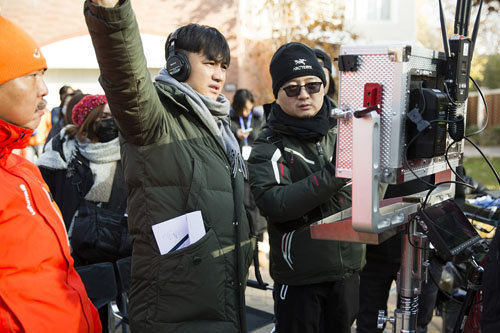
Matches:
[0,16,101,332]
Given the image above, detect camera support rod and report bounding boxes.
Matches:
[378,221,430,332]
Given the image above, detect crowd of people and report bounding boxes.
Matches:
[1,0,499,333]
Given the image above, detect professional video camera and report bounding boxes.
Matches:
[310,1,489,332]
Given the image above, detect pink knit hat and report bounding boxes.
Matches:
[72,94,107,126]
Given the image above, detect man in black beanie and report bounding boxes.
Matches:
[248,42,364,333]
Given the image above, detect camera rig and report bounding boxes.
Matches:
[310,0,485,332]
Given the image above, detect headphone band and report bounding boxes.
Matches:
[167,28,180,57]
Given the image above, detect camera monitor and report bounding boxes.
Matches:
[417,199,482,261]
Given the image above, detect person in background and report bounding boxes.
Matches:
[38,94,129,331]
[248,42,364,333]
[65,91,87,124]
[0,15,101,332]
[50,85,74,126]
[314,48,337,106]
[230,88,267,239]
[44,91,86,152]
[84,0,254,331]
[45,86,77,143]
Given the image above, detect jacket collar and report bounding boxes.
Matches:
[0,118,34,165]
[266,97,337,141]
[156,82,229,153]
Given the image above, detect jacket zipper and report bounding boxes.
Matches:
[316,141,324,156]
[316,141,327,168]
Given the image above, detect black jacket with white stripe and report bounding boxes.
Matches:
[248,101,365,286]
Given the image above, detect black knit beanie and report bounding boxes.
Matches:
[270,42,326,98]
[314,48,332,73]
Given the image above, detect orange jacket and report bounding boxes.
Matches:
[0,118,101,332]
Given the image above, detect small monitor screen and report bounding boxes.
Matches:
[422,199,480,256]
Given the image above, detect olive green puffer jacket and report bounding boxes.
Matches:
[248,103,365,286]
[84,1,253,332]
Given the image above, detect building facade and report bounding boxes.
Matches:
[1,0,416,109]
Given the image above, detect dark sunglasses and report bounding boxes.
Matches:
[281,82,323,97]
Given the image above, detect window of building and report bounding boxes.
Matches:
[347,0,393,22]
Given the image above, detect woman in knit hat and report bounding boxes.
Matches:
[0,15,101,332]
[38,93,130,331]
[38,93,124,230]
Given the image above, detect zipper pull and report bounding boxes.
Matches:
[316,142,324,155]
[289,150,294,164]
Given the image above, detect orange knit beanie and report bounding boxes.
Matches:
[0,16,47,85]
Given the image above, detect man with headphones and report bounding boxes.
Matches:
[85,1,254,332]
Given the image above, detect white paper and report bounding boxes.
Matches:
[152,211,206,255]
[186,211,205,244]
[152,214,188,255]
[242,145,252,160]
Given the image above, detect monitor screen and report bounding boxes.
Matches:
[420,199,481,259]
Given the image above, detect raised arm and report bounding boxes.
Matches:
[84,0,164,145]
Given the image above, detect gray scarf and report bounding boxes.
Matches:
[155,69,246,178]
[37,130,121,202]
[77,138,121,202]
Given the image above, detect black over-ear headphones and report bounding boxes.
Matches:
[165,28,191,82]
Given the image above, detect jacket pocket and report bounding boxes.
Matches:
[154,228,226,323]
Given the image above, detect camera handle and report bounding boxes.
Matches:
[377,219,430,332]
